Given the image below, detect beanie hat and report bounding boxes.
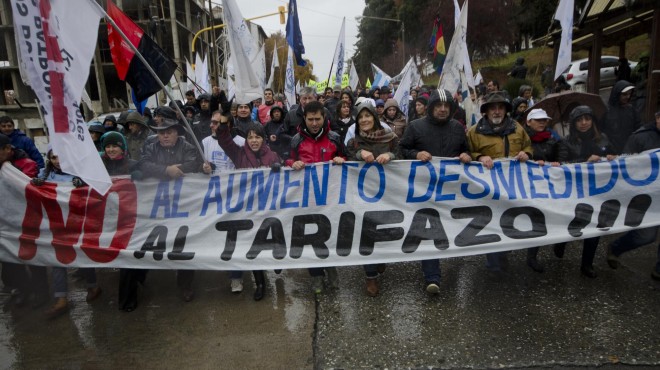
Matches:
[0,133,11,148]
[101,131,126,152]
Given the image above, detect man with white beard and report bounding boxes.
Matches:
[466,91,533,272]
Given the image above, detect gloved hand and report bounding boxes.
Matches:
[31,178,45,186]
[270,162,281,173]
[130,170,143,181]
[72,177,86,188]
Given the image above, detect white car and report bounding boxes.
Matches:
[561,56,637,89]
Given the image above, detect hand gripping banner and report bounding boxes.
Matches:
[1,152,659,270]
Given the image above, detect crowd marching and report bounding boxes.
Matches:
[0,65,659,319]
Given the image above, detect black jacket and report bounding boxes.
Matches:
[138,137,202,179]
[602,80,641,154]
[623,123,660,154]
[192,110,212,144]
[526,127,560,162]
[558,132,615,163]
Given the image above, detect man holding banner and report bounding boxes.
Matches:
[399,89,471,294]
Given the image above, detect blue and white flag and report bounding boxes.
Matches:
[331,17,346,87]
[286,0,306,66]
[284,46,296,110]
[393,59,414,122]
[371,63,391,88]
[554,0,574,80]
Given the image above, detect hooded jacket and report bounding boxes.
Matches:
[216,124,280,169]
[138,137,202,179]
[264,106,289,159]
[346,103,400,161]
[382,98,407,137]
[399,89,469,159]
[622,122,660,154]
[285,120,345,167]
[602,80,641,154]
[510,57,527,79]
[7,129,44,168]
[467,116,532,160]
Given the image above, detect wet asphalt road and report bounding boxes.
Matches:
[1,234,659,369]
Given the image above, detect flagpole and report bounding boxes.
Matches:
[89,0,206,161]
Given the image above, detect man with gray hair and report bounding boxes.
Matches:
[280,86,331,147]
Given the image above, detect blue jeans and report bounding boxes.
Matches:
[52,268,97,298]
[229,271,243,279]
[610,226,659,272]
[421,259,441,283]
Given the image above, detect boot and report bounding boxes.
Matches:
[365,278,379,297]
[554,243,566,258]
[253,270,265,301]
[526,248,544,273]
[44,297,68,319]
[580,265,598,278]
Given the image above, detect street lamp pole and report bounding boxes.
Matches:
[356,15,405,69]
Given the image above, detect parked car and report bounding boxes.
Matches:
[561,56,637,89]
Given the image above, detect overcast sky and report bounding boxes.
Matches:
[223,0,365,80]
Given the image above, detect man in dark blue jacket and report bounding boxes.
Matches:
[0,115,44,168]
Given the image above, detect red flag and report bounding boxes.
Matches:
[107,1,177,101]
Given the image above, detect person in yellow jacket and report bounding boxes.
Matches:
[466,91,533,272]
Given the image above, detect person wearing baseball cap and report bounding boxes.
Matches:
[523,108,561,273]
[602,80,641,154]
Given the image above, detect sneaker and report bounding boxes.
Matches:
[311,276,324,294]
[607,250,620,269]
[326,267,339,289]
[230,279,243,293]
[425,281,440,295]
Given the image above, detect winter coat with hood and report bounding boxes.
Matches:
[257,99,283,124]
[285,118,345,167]
[331,98,356,145]
[346,102,400,161]
[264,106,289,159]
[511,97,528,123]
[382,98,407,138]
[525,126,560,162]
[510,57,527,79]
[622,121,660,154]
[138,137,203,179]
[125,114,152,160]
[192,107,213,144]
[467,117,532,160]
[558,106,615,163]
[602,80,641,154]
[7,129,44,168]
[399,89,470,159]
[216,123,280,169]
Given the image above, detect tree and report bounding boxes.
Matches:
[264,32,316,93]
[352,0,400,81]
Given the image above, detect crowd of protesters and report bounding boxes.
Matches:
[0,67,658,318]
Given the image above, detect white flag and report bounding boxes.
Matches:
[284,46,296,110]
[195,53,210,94]
[453,0,474,87]
[554,0,574,80]
[252,44,267,91]
[474,70,484,85]
[13,0,111,193]
[349,62,359,90]
[371,63,391,88]
[439,0,468,95]
[227,57,236,102]
[331,18,346,87]
[222,0,262,104]
[186,58,196,92]
[266,41,279,89]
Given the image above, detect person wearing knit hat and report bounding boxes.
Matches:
[410,96,428,121]
[101,131,126,153]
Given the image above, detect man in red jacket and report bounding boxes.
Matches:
[0,133,49,309]
[286,101,345,294]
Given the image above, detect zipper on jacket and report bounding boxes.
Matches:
[321,147,326,161]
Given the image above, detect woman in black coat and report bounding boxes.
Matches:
[556,105,616,278]
[524,109,561,273]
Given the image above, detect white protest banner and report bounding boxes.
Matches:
[12,0,112,194]
[1,152,659,270]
